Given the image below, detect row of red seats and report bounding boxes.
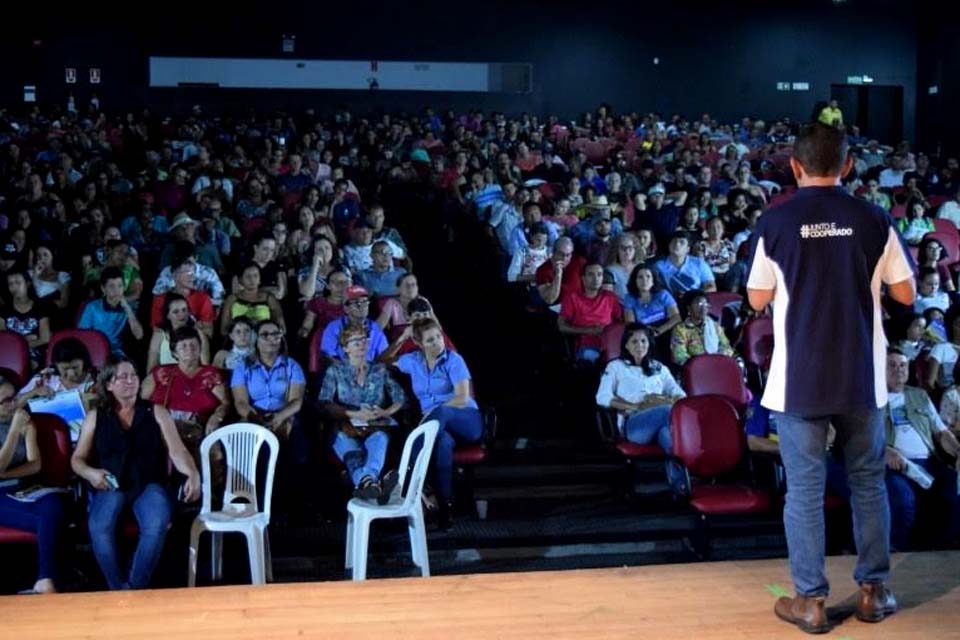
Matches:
[0,330,110,388]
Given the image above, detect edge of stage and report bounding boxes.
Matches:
[2,551,959,639]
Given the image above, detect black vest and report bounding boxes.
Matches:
[94,401,167,496]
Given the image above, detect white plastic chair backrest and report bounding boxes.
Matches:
[396,420,440,510]
[199,423,279,518]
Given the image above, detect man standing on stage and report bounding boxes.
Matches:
[747,123,915,634]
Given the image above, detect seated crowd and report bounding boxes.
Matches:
[0,101,958,596]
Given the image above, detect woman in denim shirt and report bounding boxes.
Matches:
[319,325,405,502]
[395,318,482,527]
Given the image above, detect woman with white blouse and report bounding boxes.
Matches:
[596,323,685,450]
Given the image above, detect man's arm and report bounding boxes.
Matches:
[887,278,916,307]
[747,287,775,311]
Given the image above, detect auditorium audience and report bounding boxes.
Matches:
[3,96,958,593]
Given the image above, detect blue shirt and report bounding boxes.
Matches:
[623,290,677,326]
[357,268,407,297]
[119,215,170,249]
[77,299,128,356]
[396,350,478,416]
[654,256,715,299]
[320,317,387,362]
[471,185,504,218]
[230,355,306,412]
[569,217,624,251]
[747,186,914,414]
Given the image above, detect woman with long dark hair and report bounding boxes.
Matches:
[596,323,685,450]
[0,270,51,369]
[146,292,211,373]
[0,377,66,593]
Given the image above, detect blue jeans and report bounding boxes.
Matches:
[776,409,889,596]
[0,490,65,582]
[625,405,673,451]
[430,406,484,500]
[333,430,390,487]
[88,483,173,590]
[885,458,960,551]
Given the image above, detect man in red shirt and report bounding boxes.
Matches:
[535,237,585,306]
[558,262,622,362]
[150,257,216,337]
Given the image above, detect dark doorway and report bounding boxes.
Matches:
[831,84,904,144]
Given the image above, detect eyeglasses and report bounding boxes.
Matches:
[258,331,283,339]
[346,299,370,307]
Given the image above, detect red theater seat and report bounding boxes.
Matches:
[681,354,750,416]
[0,331,29,387]
[705,292,742,322]
[599,322,626,363]
[47,329,111,370]
[453,445,487,465]
[741,317,773,391]
[923,231,960,266]
[0,414,72,547]
[670,395,771,516]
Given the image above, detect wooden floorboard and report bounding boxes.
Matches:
[3,551,960,639]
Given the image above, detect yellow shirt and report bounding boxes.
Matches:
[818,106,843,127]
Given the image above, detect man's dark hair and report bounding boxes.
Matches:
[100,266,123,287]
[51,337,91,369]
[793,123,849,177]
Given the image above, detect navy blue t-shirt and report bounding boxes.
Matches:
[747,186,913,415]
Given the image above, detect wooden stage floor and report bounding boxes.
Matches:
[3,551,959,639]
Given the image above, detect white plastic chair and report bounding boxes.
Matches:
[345,420,439,581]
[187,423,279,587]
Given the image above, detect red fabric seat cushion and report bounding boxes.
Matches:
[689,484,771,515]
[615,441,665,459]
[453,445,487,465]
[0,526,38,544]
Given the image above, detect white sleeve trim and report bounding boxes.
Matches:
[746,236,776,290]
